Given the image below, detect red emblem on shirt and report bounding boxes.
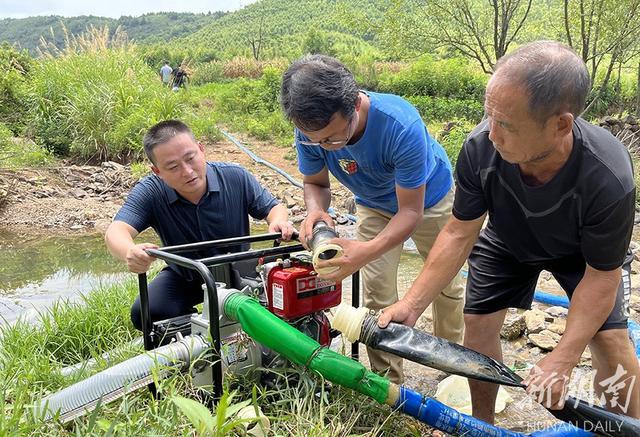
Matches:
[338,159,358,175]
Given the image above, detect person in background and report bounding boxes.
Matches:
[159,60,172,86]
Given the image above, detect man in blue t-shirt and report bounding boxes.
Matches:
[280,54,464,383]
[105,120,295,330]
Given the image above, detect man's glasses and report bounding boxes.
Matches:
[298,115,356,147]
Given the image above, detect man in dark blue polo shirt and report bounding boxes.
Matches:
[106,120,295,330]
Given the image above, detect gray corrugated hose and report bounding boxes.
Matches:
[36,334,209,423]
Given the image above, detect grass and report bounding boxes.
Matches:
[0,277,431,436]
[0,123,52,169]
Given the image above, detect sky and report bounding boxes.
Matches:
[0,0,259,19]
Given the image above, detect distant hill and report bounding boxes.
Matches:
[177,0,384,59]
[0,12,226,53]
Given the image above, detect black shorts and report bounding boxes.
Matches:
[464,233,631,331]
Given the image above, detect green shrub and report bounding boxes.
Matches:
[190,61,225,85]
[130,161,151,179]
[407,96,484,124]
[185,111,223,143]
[378,56,487,100]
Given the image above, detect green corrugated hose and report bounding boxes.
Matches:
[224,293,394,405]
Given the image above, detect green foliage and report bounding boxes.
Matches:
[301,29,336,56]
[24,29,185,161]
[185,111,224,143]
[205,72,293,146]
[377,56,487,100]
[0,43,33,132]
[407,95,484,124]
[431,119,477,166]
[178,0,382,60]
[191,61,225,85]
[139,43,219,72]
[0,122,51,168]
[130,161,151,179]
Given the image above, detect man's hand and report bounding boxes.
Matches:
[299,209,334,249]
[377,299,424,328]
[268,220,297,241]
[313,238,374,282]
[125,243,159,273]
[523,350,578,409]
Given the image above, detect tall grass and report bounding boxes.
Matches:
[0,278,431,435]
[24,26,185,162]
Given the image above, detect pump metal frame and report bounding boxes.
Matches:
[137,232,361,402]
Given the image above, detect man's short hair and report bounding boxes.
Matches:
[280,54,359,131]
[493,40,591,124]
[143,120,195,164]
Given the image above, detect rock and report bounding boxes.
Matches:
[630,294,640,313]
[547,319,566,335]
[501,314,526,340]
[69,224,84,230]
[102,161,125,171]
[524,309,547,334]
[623,115,637,125]
[69,188,89,199]
[282,192,297,208]
[94,219,111,232]
[343,197,356,214]
[83,209,100,221]
[528,330,561,351]
[545,306,568,318]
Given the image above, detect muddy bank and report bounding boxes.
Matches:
[0,138,353,235]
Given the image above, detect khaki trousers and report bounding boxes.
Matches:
[356,189,465,384]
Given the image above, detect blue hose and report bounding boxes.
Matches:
[220,129,303,189]
[220,129,358,224]
[395,386,593,436]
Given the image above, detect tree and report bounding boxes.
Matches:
[562,0,640,113]
[336,0,532,73]
[302,29,335,56]
[424,0,533,73]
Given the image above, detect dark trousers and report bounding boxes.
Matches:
[130,267,203,331]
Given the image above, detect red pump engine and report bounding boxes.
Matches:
[260,256,341,346]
